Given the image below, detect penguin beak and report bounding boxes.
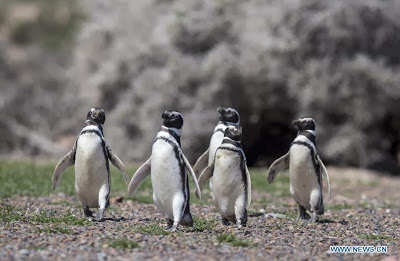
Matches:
[217,107,225,114]
[292,119,301,126]
[236,126,242,135]
[162,111,169,119]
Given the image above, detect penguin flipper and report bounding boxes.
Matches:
[245,164,252,206]
[106,145,129,185]
[198,162,214,192]
[128,157,151,196]
[267,152,290,184]
[181,153,202,199]
[193,148,209,179]
[316,155,331,198]
[52,149,75,189]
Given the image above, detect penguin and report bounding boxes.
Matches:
[198,125,251,228]
[128,110,201,232]
[193,107,240,192]
[52,107,130,221]
[266,117,331,222]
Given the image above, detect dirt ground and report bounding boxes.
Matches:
[0,167,399,260]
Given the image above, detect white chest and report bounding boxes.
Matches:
[289,144,320,209]
[151,138,186,217]
[151,139,184,193]
[212,149,244,195]
[208,131,225,165]
[75,134,105,165]
[74,132,109,206]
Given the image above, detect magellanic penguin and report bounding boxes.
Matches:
[128,110,201,232]
[52,107,130,221]
[198,125,251,228]
[267,117,331,223]
[193,107,240,194]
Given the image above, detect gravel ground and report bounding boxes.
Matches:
[0,167,399,260]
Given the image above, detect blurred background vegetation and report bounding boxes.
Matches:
[0,0,82,53]
[0,0,399,174]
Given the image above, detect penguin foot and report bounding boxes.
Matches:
[298,205,311,221]
[316,202,324,215]
[166,222,178,232]
[83,206,93,218]
[95,208,105,222]
[180,213,194,227]
[222,218,230,226]
[311,212,317,223]
[300,212,311,220]
[166,227,177,232]
[235,220,247,229]
[166,219,174,229]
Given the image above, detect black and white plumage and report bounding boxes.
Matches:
[267,117,331,222]
[128,110,201,232]
[198,125,251,228]
[193,107,240,195]
[52,107,129,221]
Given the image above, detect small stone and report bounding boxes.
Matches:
[97,252,107,261]
[218,244,232,254]
[382,257,397,261]
[110,196,124,204]
[18,249,30,256]
[264,213,286,219]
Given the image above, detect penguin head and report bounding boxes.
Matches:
[162,110,183,129]
[86,107,105,126]
[217,107,240,125]
[293,117,316,131]
[224,125,242,141]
